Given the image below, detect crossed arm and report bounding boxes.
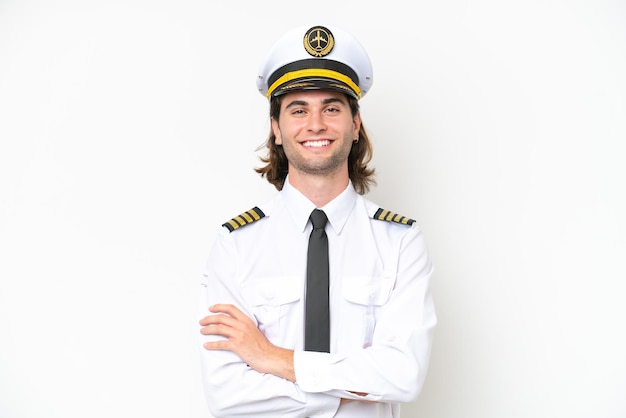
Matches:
[199,303,296,382]
[199,304,369,400]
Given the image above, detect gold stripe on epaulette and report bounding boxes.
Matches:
[373,208,415,226]
[222,206,265,232]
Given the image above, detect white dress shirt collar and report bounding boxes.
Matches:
[281,176,357,235]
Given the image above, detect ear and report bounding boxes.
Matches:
[271,118,282,145]
[353,112,362,140]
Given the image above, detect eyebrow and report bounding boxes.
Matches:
[284,96,347,110]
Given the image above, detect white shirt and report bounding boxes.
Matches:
[199,180,436,418]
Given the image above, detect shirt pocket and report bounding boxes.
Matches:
[342,274,395,348]
[241,278,301,343]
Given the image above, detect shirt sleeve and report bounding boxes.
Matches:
[198,228,341,417]
[293,224,437,403]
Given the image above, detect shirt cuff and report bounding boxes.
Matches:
[294,350,337,392]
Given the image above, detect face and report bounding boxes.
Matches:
[271,90,361,179]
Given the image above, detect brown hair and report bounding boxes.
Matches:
[254,94,376,195]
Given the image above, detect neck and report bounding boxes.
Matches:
[287,170,349,208]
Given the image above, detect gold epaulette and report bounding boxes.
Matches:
[373,208,415,226]
[222,207,266,232]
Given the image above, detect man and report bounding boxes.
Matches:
[198,24,436,417]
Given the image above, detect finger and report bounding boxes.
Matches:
[199,313,236,327]
[209,304,244,318]
[200,324,231,336]
[203,340,230,351]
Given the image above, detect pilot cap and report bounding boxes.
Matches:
[256,25,373,100]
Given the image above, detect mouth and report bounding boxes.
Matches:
[301,139,332,148]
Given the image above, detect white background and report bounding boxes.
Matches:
[1,1,625,417]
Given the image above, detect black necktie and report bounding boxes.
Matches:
[305,209,330,353]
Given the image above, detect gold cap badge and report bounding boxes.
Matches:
[303,26,335,57]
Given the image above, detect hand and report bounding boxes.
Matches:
[340,392,375,406]
[199,304,295,382]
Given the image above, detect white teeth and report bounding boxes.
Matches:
[303,140,330,147]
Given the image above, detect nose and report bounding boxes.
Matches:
[306,111,327,133]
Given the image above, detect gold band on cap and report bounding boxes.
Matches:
[266,68,361,99]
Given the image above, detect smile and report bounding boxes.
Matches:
[302,140,331,147]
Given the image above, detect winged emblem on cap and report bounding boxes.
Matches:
[303,26,335,57]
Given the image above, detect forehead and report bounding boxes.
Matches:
[280,90,349,108]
